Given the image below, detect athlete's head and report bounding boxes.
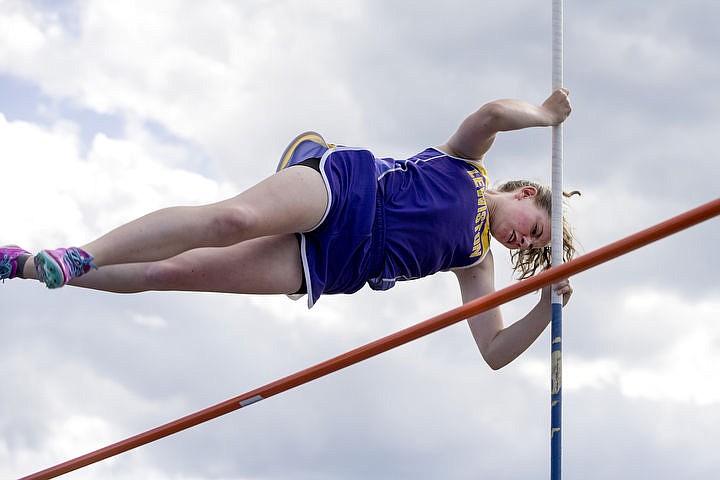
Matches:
[490,180,579,279]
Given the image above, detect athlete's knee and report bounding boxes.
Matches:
[206,205,261,244]
[144,260,190,289]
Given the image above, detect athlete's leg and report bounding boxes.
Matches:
[63,166,327,268]
[65,234,304,295]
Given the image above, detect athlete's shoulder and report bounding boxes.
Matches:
[407,146,450,161]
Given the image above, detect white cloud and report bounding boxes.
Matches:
[619,290,720,405]
[0,0,369,183]
[0,2,48,65]
[521,290,720,407]
[0,342,191,479]
[1,112,236,249]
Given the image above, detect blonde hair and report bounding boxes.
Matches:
[497,180,580,280]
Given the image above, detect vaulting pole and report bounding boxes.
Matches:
[550,1,564,479]
[20,198,719,480]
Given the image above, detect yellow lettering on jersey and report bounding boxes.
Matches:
[466,166,491,259]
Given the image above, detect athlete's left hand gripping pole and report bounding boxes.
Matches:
[550,0,564,479]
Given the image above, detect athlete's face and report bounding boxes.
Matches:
[491,188,551,251]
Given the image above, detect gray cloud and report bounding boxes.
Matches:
[1,1,718,479]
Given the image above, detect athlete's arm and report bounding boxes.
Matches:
[439,88,571,161]
[453,251,572,370]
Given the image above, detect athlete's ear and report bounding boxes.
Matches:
[523,185,537,198]
[515,186,537,199]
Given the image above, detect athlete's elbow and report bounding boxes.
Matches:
[485,355,509,371]
[479,346,508,371]
[474,102,505,131]
[472,328,505,370]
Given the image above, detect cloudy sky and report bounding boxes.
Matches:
[1,0,719,479]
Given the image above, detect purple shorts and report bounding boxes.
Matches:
[294,147,385,308]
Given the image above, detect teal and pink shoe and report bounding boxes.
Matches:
[0,246,31,281]
[34,247,98,289]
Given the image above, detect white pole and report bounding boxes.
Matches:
[550,0,564,479]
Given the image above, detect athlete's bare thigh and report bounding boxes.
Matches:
[153,234,304,294]
[213,165,328,238]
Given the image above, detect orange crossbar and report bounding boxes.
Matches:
[21,197,719,480]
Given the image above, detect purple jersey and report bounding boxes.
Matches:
[369,147,491,290]
[293,145,491,308]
